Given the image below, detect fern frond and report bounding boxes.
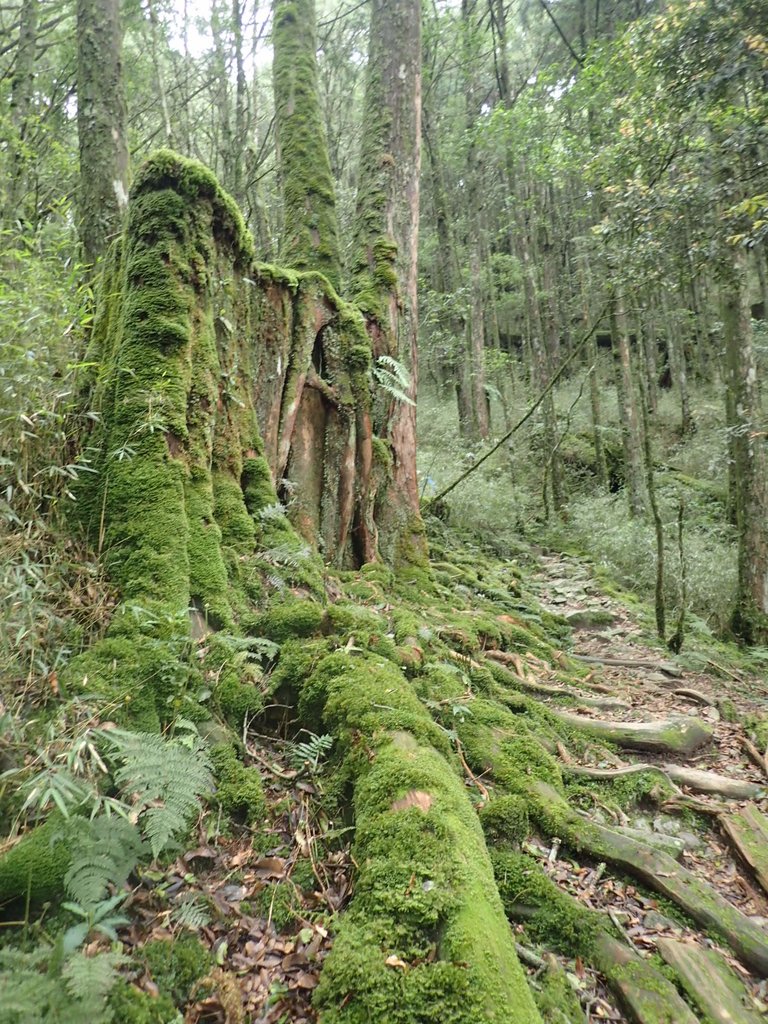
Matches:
[287,732,333,772]
[372,355,416,405]
[258,501,288,522]
[62,950,125,1013]
[171,893,211,930]
[64,816,144,909]
[103,729,213,859]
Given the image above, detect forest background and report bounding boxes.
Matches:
[2,0,768,1021]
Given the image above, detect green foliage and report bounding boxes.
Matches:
[286,730,333,773]
[104,727,214,858]
[64,816,145,910]
[0,943,125,1024]
[372,355,416,406]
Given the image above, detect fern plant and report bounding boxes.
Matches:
[64,815,145,910]
[103,728,214,858]
[372,355,415,406]
[0,944,124,1024]
[287,731,333,773]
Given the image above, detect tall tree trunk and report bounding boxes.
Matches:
[146,0,174,147]
[272,0,341,289]
[722,246,768,643]
[76,0,129,264]
[352,0,426,566]
[422,98,470,425]
[4,0,38,234]
[610,292,646,518]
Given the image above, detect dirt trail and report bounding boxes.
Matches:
[521,549,768,1021]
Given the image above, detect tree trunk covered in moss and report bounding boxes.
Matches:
[351,0,427,566]
[272,0,341,290]
[76,0,129,265]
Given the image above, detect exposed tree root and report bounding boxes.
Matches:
[486,654,630,710]
[293,651,542,1024]
[549,709,713,755]
[594,933,700,1024]
[572,654,683,677]
[562,761,765,800]
[531,781,768,975]
[719,804,768,898]
[656,937,763,1024]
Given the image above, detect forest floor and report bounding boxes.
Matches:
[115,539,768,1024]
[520,547,768,1020]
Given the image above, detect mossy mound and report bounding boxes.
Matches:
[0,817,71,908]
[210,743,266,824]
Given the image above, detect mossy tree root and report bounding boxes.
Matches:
[594,932,700,1024]
[298,651,543,1024]
[531,781,768,976]
[549,710,712,756]
[490,849,699,1024]
[562,761,766,801]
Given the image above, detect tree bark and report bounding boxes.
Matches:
[352,0,427,566]
[610,292,646,517]
[76,0,129,265]
[3,0,38,234]
[722,244,768,643]
[272,0,341,289]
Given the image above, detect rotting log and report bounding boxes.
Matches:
[531,781,768,976]
[656,937,763,1024]
[550,709,712,755]
[719,804,768,897]
[562,761,765,800]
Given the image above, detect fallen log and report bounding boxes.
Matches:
[656,937,763,1024]
[550,709,712,756]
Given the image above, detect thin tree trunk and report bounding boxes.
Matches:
[4,0,38,234]
[76,0,129,264]
[722,245,768,643]
[610,292,646,517]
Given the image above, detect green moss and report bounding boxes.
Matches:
[272,0,341,287]
[109,981,177,1024]
[253,880,301,930]
[491,850,600,958]
[315,734,541,1023]
[143,934,212,1006]
[252,601,326,643]
[299,641,541,1023]
[535,960,587,1024]
[479,796,530,847]
[210,743,266,824]
[0,817,71,907]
